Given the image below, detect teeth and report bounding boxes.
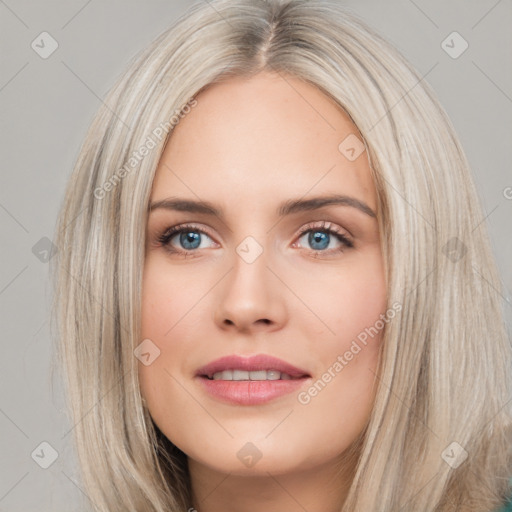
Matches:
[210,369,294,381]
[233,370,249,380]
[213,370,232,380]
[249,370,267,380]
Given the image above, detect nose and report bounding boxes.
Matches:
[213,245,287,334]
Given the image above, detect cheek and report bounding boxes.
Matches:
[294,285,385,462]
[140,256,205,338]
[141,259,164,335]
[292,248,387,344]
[139,259,188,409]
[138,257,220,423]
[292,249,386,427]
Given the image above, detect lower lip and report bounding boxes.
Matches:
[196,376,309,405]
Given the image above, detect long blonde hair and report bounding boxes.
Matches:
[50,0,512,510]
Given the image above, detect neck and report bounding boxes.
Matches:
[188,454,356,512]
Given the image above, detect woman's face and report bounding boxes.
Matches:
[140,71,386,478]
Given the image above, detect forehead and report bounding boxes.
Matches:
[151,71,376,214]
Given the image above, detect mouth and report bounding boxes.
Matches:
[195,354,311,405]
[196,353,311,380]
[203,369,302,381]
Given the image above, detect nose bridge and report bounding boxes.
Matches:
[214,230,286,331]
[229,232,270,298]
[226,210,271,271]
[235,233,266,267]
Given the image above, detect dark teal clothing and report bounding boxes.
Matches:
[494,477,512,511]
[496,484,512,512]
[497,498,512,512]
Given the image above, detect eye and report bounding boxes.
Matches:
[294,221,354,256]
[157,223,217,257]
[156,220,354,257]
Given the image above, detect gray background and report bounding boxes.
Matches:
[0,0,510,510]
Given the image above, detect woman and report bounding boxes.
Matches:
[51,0,512,510]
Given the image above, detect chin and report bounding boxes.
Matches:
[184,434,330,477]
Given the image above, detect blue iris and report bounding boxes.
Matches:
[308,231,330,250]
[180,231,201,250]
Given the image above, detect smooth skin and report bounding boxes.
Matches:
[140,70,387,512]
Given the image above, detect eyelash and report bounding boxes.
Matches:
[156,221,354,258]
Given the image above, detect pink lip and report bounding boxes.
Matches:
[195,354,311,405]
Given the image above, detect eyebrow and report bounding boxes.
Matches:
[148,194,377,219]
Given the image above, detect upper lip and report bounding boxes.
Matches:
[196,354,311,379]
